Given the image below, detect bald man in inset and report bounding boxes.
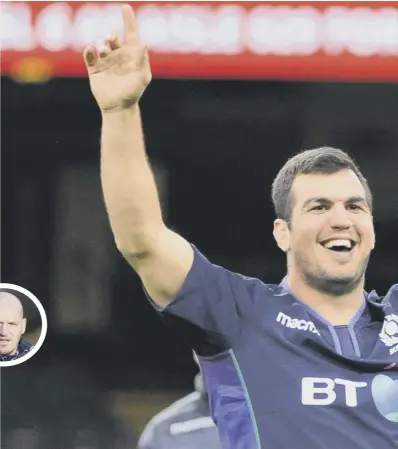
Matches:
[0,292,34,361]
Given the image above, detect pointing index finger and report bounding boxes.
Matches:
[122,4,139,45]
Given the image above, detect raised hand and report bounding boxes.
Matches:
[83,5,151,111]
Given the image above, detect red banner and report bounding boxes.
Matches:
[2,1,398,81]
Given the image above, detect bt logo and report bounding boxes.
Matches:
[301,376,398,422]
[302,377,366,407]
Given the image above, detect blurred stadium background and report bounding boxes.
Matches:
[1,1,398,448]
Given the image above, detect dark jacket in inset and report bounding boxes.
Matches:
[0,338,33,362]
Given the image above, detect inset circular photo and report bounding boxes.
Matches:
[0,283,48,367]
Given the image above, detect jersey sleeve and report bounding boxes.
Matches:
[146,245,270,356]
[137,423,158,449]
[137,423,155,449]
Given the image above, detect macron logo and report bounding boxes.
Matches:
[277,312,320,335]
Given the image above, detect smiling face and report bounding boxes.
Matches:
[273,169,375,295]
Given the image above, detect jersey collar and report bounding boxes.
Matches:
[278,276,386,327]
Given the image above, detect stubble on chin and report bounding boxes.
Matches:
[295,252,369,297]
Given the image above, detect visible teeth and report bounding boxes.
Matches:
[324,239,352,249]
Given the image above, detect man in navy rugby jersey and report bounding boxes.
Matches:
[84,5,398,448]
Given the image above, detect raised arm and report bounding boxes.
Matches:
[83,5,193,307]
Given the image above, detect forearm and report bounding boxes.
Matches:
[100,106,164,255]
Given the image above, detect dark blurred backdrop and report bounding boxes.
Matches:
[2,76,398,447]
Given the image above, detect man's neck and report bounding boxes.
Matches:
[287,274,365,326]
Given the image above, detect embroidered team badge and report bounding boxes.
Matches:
[379,314,398,355]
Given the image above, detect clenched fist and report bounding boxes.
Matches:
[83,5,151,112]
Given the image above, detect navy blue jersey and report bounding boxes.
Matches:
[148,246,398,449]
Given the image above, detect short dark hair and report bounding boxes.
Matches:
[271,147,372,223]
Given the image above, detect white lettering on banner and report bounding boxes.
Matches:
[36,2,73,51]
[72,4,109,50]
[212,6,244,54]
[302,377,368,407]
[137,4,244,54]
[247,6,321,55]
[2,3,398,56]
[0,3,35,50]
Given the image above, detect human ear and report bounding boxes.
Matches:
[273,219,290,252]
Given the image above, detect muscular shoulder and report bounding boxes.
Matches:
[387,284,398,300]
[372,284,398,306]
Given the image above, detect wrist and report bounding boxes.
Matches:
[101,105,141,126]
[101,103,140,116]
